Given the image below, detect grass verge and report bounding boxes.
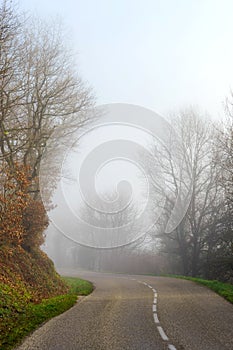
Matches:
[62,276,93,296]
[0,276,93,350]
[164,274,233,304]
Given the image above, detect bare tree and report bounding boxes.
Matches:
[204,100,233,281]
[145,109,223,276]
[0,2,94,198]
[0,1,95,253]
[0,0,25,167]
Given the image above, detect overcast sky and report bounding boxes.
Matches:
[19,0,233,119]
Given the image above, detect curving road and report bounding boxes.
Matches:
[16,270,233,350]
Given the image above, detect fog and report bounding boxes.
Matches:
[41,104,191,274]
[20,0,232,279]
[20,0,233,119]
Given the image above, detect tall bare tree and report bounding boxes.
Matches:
[0,0,95,251]
[204,99,233,281]
[0,1,94,196]
[146,109,223,276]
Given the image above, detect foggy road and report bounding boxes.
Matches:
[16,271,233,350]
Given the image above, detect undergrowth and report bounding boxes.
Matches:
[62,276,93,296]
[0,245,93,349]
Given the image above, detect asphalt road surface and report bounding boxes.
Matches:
[16,270,233,350]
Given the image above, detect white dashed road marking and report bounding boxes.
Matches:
[168,344,177,350]
[128,277,177,349]
[157,326,169,341]
[153,313,159,323]
[138,279,177,350]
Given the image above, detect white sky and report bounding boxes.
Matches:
[19,0,233,119]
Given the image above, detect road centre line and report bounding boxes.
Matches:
[153,313,159,323]
[168,344,177,350]
[129,278,177,350]
[157,326,169,341]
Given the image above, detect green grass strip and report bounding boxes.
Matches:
[62,276,93,296]
[0,277,93,350]
[164,274,233,304]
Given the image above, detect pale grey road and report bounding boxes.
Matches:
[16,270,233,350]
